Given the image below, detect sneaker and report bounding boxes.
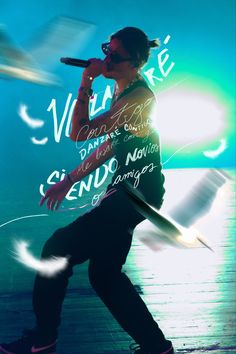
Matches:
[129,340,174,354]
[0,329,57,354]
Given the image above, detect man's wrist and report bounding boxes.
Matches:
[81,74,94,87]
[78,86,94,98]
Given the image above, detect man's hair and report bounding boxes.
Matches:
[110,27,160,68]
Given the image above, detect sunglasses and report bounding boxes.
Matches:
[101,42,132,64]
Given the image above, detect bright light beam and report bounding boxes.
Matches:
[124,183,213,252]
[152,88,226,145]
[12,240,69,277]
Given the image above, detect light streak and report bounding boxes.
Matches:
[125,182,213,251]
[12,240,69,277]
[162,138,201,166]
[0,214,48,229]
[176,227,214,251]
[135,217,213,252]
[156,77,189,95]
[0,64,59,85]
[56,204,89,212]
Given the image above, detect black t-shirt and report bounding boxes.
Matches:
[109,78,165,209]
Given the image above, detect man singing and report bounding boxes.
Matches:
[0,27,174,354]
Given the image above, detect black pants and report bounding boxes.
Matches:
[32,188,167,351]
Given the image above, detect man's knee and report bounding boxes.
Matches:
[88,261,122,293]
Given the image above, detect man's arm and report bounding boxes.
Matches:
[70,87,154,142]
[70,73,92,141]
[68,139,115,184]
[70,60,154,142]
[40,139,115,210]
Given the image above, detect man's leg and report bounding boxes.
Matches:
[0,210,95,354]
[87,192,170,353]
[32,207,101,342]
[88,248,168,352]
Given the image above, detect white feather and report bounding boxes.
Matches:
[31,136,48,145]
[13,240,68,277]
[18,104,44,128]
[203,139,227,158]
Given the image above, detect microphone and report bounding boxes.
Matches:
[60,57,90,68]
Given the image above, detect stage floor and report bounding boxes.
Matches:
[0,168,235,353]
